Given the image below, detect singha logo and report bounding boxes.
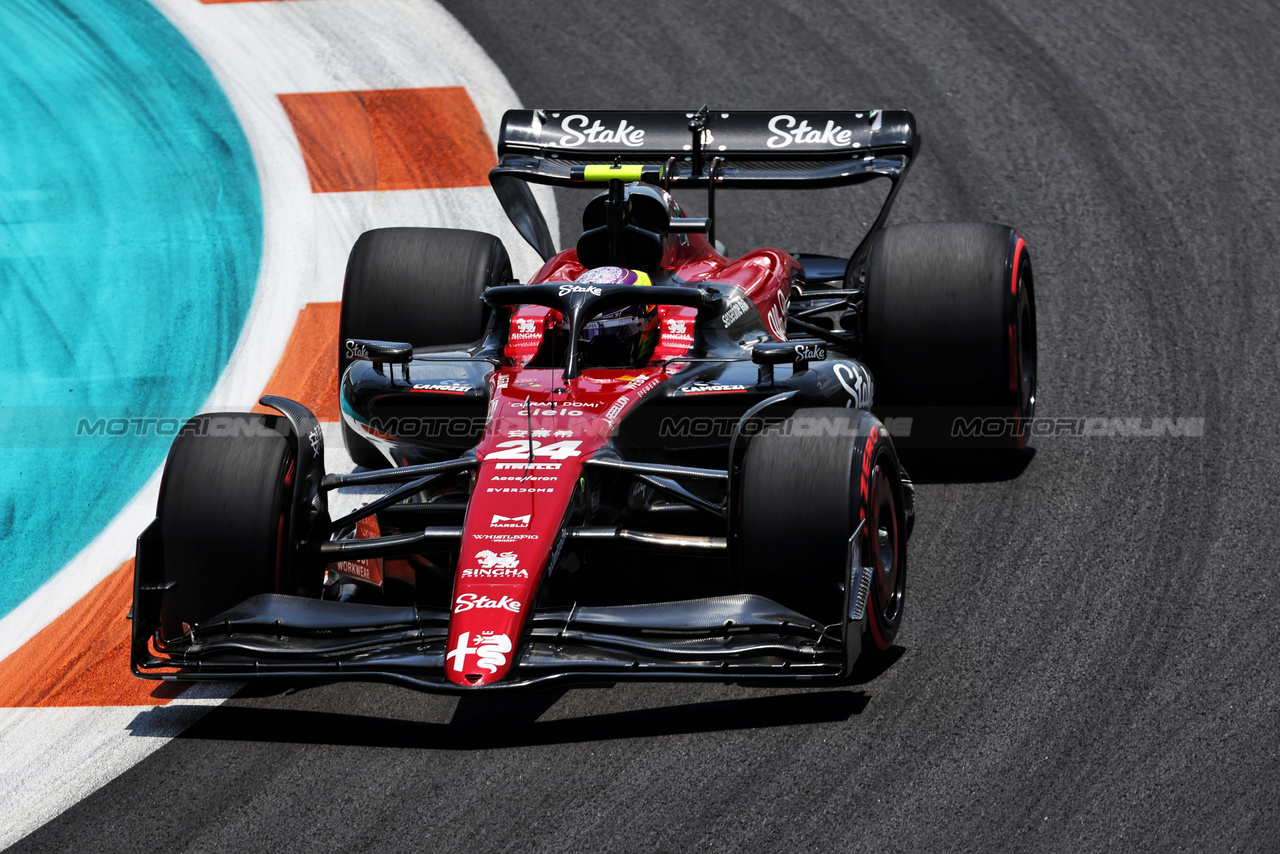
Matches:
[476,550,520,569]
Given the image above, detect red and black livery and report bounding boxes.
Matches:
[131,107,1036,692]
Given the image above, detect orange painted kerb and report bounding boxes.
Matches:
[279,86,495,192]
[0,561,185,707]
[252,302,342,421]
[0,303,346,707]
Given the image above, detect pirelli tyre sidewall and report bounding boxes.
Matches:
[864,222,1036,450]
[337,227,511,468]
[156,413,296,640]
[740,407,907,647]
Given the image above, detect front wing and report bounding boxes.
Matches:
[132,523,875,693]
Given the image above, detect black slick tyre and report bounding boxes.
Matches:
[740,408,907,650]
[864,222,1036,450]
[157,413,295,640]
[337,227,512,468]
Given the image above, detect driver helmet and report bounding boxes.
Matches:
[574,266,659,366]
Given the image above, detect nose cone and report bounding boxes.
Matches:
[445,599,524,686]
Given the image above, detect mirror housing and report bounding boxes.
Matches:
[752,341,826,368]
[752,341,826,384]
[343,339,413,365]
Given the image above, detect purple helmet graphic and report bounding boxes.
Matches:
[574,267,658,367]
[574,266,643,285]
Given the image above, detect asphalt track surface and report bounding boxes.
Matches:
[15,1,1280,850]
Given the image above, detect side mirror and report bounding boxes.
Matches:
[752,341,826,368]
[343,339,413,365]
[752,341,826,383]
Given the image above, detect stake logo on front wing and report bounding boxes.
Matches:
[446,631,512,674]
[454,593,522,614]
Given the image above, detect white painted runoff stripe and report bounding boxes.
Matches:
[0,684,239,851]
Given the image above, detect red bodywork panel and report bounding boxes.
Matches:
[446,366,666,684]
[444,232,801,685]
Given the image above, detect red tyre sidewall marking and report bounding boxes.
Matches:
[860,430,892,651]
[1009,236,1027,449]
[275,459,296,594]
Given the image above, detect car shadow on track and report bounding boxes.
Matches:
[846,645,906,684]
[897,448,1036,484]
[162,689,868,750]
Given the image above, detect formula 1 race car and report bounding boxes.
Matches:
[131,107,1036,692]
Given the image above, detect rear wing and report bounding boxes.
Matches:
[490,107,920,261]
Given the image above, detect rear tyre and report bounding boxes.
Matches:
[157,413,295,640]
[740,408,907,650]
[338,227,512,468]
[864,222,1036,450]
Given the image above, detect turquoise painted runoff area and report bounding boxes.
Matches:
[0,1,262,619]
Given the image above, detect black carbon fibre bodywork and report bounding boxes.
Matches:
[131,110,935,696]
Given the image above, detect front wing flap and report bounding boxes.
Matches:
[133,592,856,693]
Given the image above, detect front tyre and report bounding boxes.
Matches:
[157,413,295,640]
[739,408,907,649]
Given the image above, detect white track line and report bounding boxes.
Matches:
[0,0,554,843]
[0,684,239,851]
